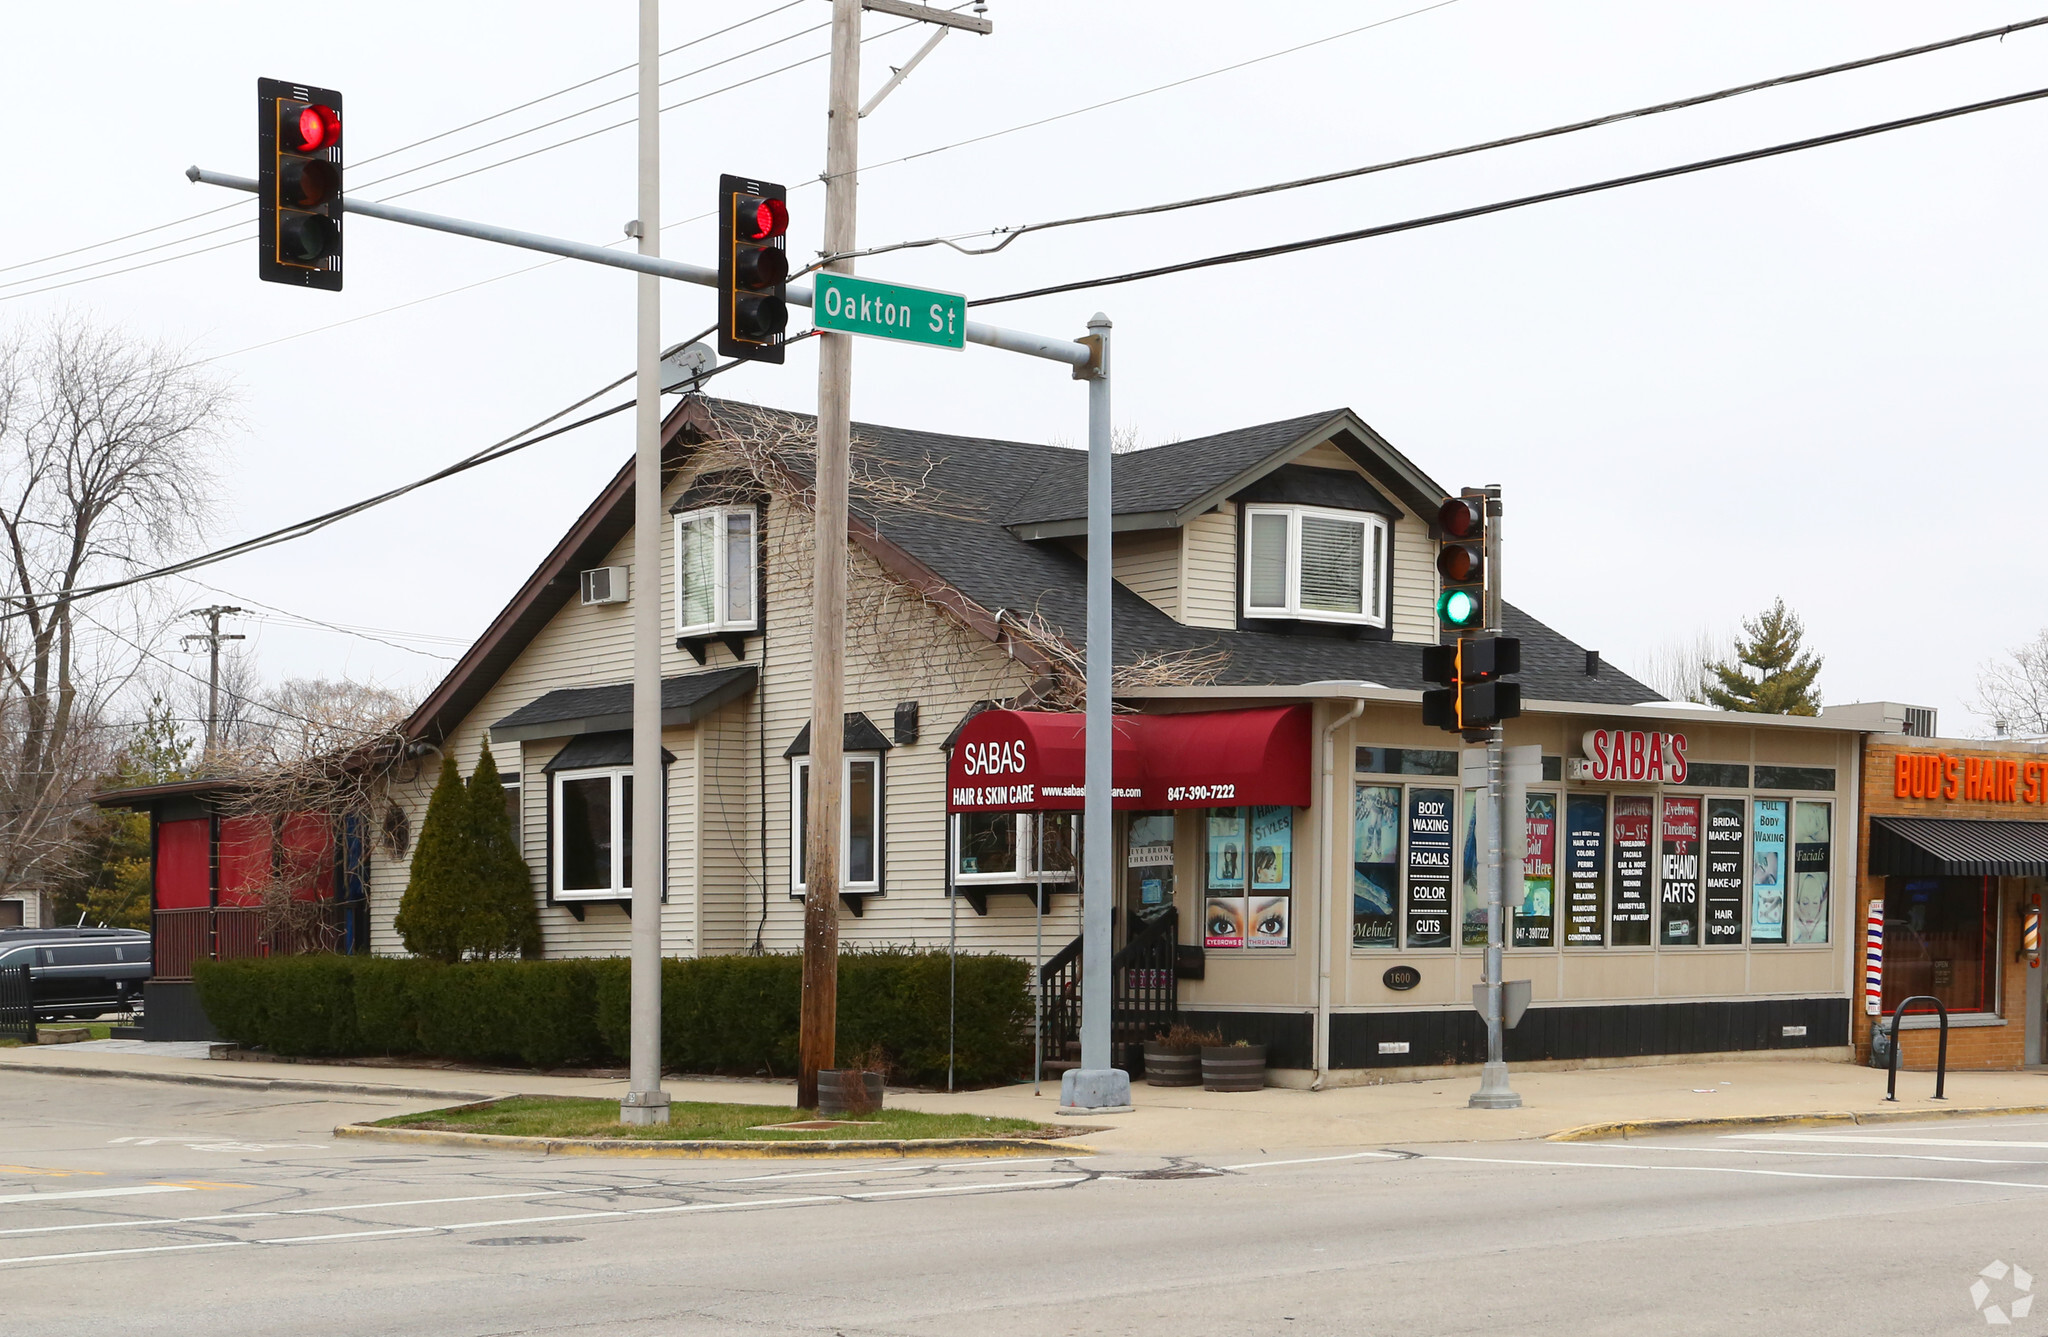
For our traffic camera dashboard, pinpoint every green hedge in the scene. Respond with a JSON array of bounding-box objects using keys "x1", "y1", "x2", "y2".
[{"x1": 192, "y1": 950, "x2": 1030, "y2": 1086}]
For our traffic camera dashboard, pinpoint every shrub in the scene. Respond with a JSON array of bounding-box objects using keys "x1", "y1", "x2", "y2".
[
  {"x1": 466, "y1": 744, "x2": 541, "y2": 960},
  {"x1": 194, "y1": 949, "x2": 1030, "y2": 1085},
  {"x1": 391, "y1": 756, "x2": 477, "y2": 964}
]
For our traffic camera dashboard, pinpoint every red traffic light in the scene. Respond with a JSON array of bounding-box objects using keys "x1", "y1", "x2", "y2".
[
  {"x1": 289, "y1": 103, "x2": 342, "y2": 153},
  {"x1": 1437, "y1": 496, "x2": 1483, "y2": 539},
  {"x1": 739, "y1": 195, "x2": 788, "y2": 242}
]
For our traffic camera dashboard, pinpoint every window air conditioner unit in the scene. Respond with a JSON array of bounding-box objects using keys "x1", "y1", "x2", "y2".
[{"x1": 580, "y1": 566, "x2": 629, "y2": 606}]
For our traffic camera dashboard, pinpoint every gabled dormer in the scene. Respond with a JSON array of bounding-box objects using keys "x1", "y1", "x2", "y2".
[{"x1": 1002, "y1": 409, "x2": 1447, "y2": 645}]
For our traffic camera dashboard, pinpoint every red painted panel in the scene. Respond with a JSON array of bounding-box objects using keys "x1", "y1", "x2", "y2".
[
  {"x1": 218, "y1": 816, "x2": 272, "y2": 908},
  {"x1": 154, "y1": 818, "x2": 211, "y2": 911},
  {"x1": 279, "y1": 813, "x2": 334, "y2": 901}
]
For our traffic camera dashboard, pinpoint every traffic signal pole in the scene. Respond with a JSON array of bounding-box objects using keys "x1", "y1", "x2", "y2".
[
  {"x1": 1470, "y1": 488, "x2": 1520, "y2": 1110},
  {"x1": 620, "y1": 0, "x2": 669, "y2": 1128}
]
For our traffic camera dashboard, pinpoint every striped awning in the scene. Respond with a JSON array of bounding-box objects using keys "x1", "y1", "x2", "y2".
[{"x1": 1868, "y1": 816, "x2": 2048, "y2": 878}]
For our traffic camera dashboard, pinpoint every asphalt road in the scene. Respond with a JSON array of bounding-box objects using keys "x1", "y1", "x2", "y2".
[{"x1": 2, "y1": 1071, "x2": 2045, "y2": 1336}]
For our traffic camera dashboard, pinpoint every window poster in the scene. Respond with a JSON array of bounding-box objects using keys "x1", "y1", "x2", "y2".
[
  {"x1": 1703, "y1": 797, "x2": 1745, "y2": 945},
  {"x1": 1791, "y1": 801, "x2": 1832, "y2": 945},
  {"x1": 1405, "y1": 787, "x2": 1454, "y2": 948},
  {"x1": 1250, "y1": 806, "x2": 1293, "y2": 891},
  {"x1": 1126, "y1": 812, "x2": 1175, "y2": 910},
  {"x1": 1610, "y1": 795, "x2": 1654, "y2": 946},
  {"x1": 1461, "y1": 788, "x2": 1486, "y2": 947},
  {"x1": 1247, "y1": 894, "x2": 1290, "y2": 949},
  {"x1": 1204, "y1": 896, "x2": 1244, "y2": 949},
  {"x1": 1207, "y1": 809, "x2": 1246, "y2": 890},
  {"x1": 1658, "y1": 796, "x2": 1701, "y2": 946},
  {"x1": 1516, "y1": 792, "x2": 1557, "y2": 947},
  {"x1": 1564, "y1": 793, "x2": 1607, "y2": 947},
  {"x1": 1751, "y1": 799, "x2": 1788, "y2": 944},
  {"x1": 1352, "y1": 784, "x2": 1400, "y2": 948}
]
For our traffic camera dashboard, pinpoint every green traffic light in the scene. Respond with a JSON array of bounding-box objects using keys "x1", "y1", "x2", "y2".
[{"x1": 1437, "y1": 588, "x2": 1481, "y2": 628}]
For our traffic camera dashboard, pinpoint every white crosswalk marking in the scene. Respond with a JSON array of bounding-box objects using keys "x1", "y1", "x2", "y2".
[{"x1": 0, "y1": 1186, "x2": 193, "y2": 1206}]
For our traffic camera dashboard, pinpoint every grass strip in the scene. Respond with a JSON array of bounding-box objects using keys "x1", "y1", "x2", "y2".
[{"x1": 372, "y1": 1095, "x2": 1068, "y2": 1142}]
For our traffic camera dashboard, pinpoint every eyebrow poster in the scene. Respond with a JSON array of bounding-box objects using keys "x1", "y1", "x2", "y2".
[
  {"x1": 1658, "y1": 796, "x2": 1701, "y2": 946},
  {"x1": 1461, "y1": 789, "x2": 1486, "y2": 947}
]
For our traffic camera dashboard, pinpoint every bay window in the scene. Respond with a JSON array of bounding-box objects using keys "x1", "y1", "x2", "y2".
[
  {"x1": 792, "y1": 753, "x2": 884, "y2": 895},
  {"x1": 1243, "y1": 504, "x2": 1384, "y2": 625},
  {"x1": 675, "y1": 505, "x2": 758, "y2": 636},
  {"x1": 952, "y1": 811, "x2": 1078, "y2": 884},
  {"x1": 553, "y1": 767, "x2": 635, "y2": 900}
]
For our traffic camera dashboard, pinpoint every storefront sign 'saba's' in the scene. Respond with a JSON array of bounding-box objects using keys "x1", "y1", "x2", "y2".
[
  {"x1": 1578, "y1": 729, "x2": 1689, "y2": 784},
  {"x1": 1892, "y1": 749, "x2": 2048, "y2": 805}
]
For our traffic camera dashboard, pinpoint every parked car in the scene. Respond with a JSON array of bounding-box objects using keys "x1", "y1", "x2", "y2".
[{"x1": 0, "y1": 927, "x2": 150, "y2": 1021}]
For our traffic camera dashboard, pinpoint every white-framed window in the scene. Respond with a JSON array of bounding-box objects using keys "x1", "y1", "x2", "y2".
[
  {"x1": 674, "y1": 505, "x2": 758, "y2": 636},
  {"x1": 792, "y1": 753, "x2": 884, "y2": 895},
  {"x1": 552, "y1": 767, "x2": 636, "y2": 900},
  {"x1": 1242, "y1": 504, "x2": 1385, "y2": 625},
  {"x1": 952, "y1": 811, "x2": 1079, "y2": 884}
]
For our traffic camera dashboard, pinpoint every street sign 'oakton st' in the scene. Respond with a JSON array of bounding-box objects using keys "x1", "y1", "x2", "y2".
[{"x1": 812, "y1": 272, "x2": 966, "y2": 350}]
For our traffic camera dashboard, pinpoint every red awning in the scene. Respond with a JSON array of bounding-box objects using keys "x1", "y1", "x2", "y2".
[{"x1": 946, "y1": 704, "x2": 1311, "y2": 812}]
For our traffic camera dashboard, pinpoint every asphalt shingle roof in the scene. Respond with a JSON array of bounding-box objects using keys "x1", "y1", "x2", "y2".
[
  {"x1": 1002, "y1": 409, "x2": 1344, "y2": 526},
  {"x1": 695, "y1": 398, "x2": 1660, "y2": 706}
]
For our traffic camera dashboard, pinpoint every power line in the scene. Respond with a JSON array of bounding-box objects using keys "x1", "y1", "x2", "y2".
[
  {"x1": 0, "y1": 326, "x2": 764, "y2": 620},
  {"x1": 367, "y1": 9, "x2": 947, "y2": 206},
  {"x1": 832, "y1": 0, "x2": 1467, "y2": 188},
  {"x1": 971, "y1": 82, "x2": 2048, "y2": 308},
  {"x1": 0, "y1": 0, "x2": 810, "y2": 285},
  {"x1": 847, "y1": 13, "x2": 2048, "y2": 265}
]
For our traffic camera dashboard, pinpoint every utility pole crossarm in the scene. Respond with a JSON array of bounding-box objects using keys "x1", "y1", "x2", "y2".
[{"x1": 860, "y1": 0, "x2": 991, "y2": 34}]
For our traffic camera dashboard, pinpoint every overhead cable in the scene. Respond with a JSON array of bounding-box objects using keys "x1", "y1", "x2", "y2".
[
  {"x1": 846, "y1": 13, "x2": 2048, "y2": 265},
  {"x1": 971, "y1": 83, "x2": 2048, "y2": 308}
]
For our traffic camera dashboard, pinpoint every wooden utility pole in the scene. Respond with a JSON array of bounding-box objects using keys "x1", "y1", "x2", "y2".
[
  {"x1": 181, "y1": 605, "x2": 245, "y2": 763},
  {"x1": 799, "y1": 0, "x2": 862, "y2": 1110}
]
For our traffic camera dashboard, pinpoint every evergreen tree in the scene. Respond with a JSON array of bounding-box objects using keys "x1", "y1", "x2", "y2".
[
  {"x1": 392, "y1": 755, "x2": 478, "y2": 964},
  {"x1": 1705, "y1": 598, "x2": 1823, "y2": 716},
  {"x1": 466, "y1": 743, "x2": 541, "y2": 959}
]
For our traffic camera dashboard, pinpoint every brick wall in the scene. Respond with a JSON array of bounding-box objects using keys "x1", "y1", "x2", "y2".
[{"x1": 1855, "y1": 739, "x2": 2043, "y2": 1071}]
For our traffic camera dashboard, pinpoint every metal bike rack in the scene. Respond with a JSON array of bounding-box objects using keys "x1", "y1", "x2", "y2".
[{"x1": 1883, "y1": 994, "x2": 1949, "y2": 1102}]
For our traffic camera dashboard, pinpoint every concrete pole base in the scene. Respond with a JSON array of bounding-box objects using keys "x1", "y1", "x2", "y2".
[
  {"x1": 1057, "y1": 1068, "x2": 1133, "y2": 1115},
  {"x1": 1467, "y1": 1061, "x2": 1523, "y2": 1109},
  {"x1": 619, "y1": 1091, "x2": 672, "y2": 1125}
]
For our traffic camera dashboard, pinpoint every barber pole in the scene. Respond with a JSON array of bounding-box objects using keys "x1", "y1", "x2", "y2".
[{"x1": 1864, "y1": 900, "x2": 1884, "y2": 1016}]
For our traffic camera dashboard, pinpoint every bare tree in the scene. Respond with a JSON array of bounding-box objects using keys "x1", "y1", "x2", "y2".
[
  {"x1": 1975, "y1": 629, "x2": 2048, "y2": 737},
  {"x1": 1635, "y1": 627, "x2": 1734, "y2": 705},
  {"x1": 210, "y1": 675, "x2": 415, "y2": 950},
  {"x1": 0, "y1": 317, "x2": 228, "y2": 921}
]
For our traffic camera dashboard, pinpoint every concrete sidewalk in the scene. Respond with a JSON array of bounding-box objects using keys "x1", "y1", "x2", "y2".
[{"x1": 5, "y1": 1041, "x2": 2043, "y2": 1153}]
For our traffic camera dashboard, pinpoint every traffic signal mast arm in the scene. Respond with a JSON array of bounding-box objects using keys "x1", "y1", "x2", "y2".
[{"x1": 185, "y1": 166, "x2": 1089, "y2": 369}]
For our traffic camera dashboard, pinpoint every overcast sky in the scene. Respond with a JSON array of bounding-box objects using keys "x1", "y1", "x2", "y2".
[{"x1": 3, "y1": 0, "x2": 2043, "y2": 734}]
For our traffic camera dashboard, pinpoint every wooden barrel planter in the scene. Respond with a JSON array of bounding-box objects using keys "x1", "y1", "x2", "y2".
[
  {"x1": 1201, "y1": 1044, "x2": 1267, "y2": 1092},
  {"x1": 1142, "y1": 1042, "x2": 1201, "y2": 1087},
  {"x1": 816, "y1": 1069, "x2": 886, "y2": 1116}
]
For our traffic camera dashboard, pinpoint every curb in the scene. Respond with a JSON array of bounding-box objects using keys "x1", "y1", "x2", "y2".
[
  {"x1": 335, "y1": 1122, "x2": 1096, "y2": 1159},
  {"x1": 0, "y1": 1060, "x2": 493, "y2": 1104},
  {"x1": 1548, "y1": 1103, "x2": 2048, "y2": 1142}
]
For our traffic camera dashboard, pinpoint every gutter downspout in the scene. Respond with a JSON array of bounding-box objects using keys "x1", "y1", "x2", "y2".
[{"x1": 1314, "y1": 696, "x2": 1365, "y2": 1090}]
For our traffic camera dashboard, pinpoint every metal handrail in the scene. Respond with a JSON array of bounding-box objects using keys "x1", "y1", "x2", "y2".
[{"x1": 1884, "y1": 994, "x2": 1949, "y2": 1102}]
